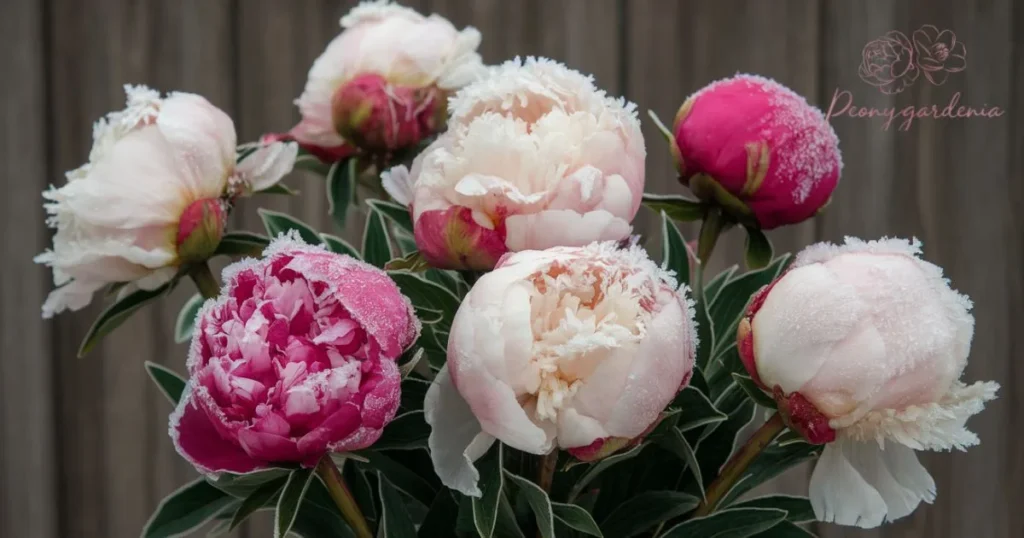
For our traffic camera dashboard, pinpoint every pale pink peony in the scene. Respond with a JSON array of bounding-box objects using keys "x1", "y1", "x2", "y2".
[
  {"x1": 35, "y1": 85, "x2": 296, "y2": 318},
  {"x1": 672, "y1": 74, "x2": 842, "y2": 230},
  {"x1": 282, "y1": 0, "x2": 485, "y2": 158},
  {"x1": 737, "y1": 237, "x2": 998, "y2": 528},
  {"x1": 170, "y1": 234, "x2": 420, "y2": 474},
  {"x1": 383, "y1": 57, "x2": 646, "y2": 270},
  {"x1": 425, "y1": 241, "x2": 696, "y2": 496}
]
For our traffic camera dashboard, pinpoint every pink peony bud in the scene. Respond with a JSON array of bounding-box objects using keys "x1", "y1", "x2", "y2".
[
  {"x1": 176, "y1": 198, "x2": 227, "y2": 263},
  {"x1": 738, "y1": 237, "x2": 998, "y2": 528},
  {"x1": 170, "y1": 233, "x2": 420, "y2": 474},
  {"x1": 672, "y1": 74, "x2": 842, "y2": 229},
  {"x1": 383, "y1": 57, "x2": 646, "y2": 271},
  {"x1": 424, "y1": 241, "x2": 696, "y2": 496},
  {"x1": 331, "y1": 73, "x2": 444, "y2": 153}
]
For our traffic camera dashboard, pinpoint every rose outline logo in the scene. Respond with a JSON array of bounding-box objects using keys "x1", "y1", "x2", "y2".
[{"x1": 859, "y1": 25, "x2": 966, "y2": 93}]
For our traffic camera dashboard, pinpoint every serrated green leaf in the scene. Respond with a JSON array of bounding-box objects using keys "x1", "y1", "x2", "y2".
[
  {"x1": 418, "y1": 489, "x2": 459, "y2": 538},
  {"x1": 734, "y1": 495, "x2": 816, "y2": 524},
  {"x1": 358, "y1": 451, "x2": 437, "y2": 506},
  {"x1": 374, "y1": 411, "x2": 430, "y2": 451},
  {"x1": 327, "y1": 158, "x2": 357, "y2": 231},
  {"x1": 566, "y1": 442, "x2": 646, "y2": 501},
  {"x1": 214, "y1": 231, "x2": 271, "y2": 258},
  {"x1": 472, "y1": 444, "x2": 504, "y2": 538},
  {"x1": 144, "y1": 361, "x2": 187, "y2": 406},
  {"x1": 362, "y1": 210, "x2": 393, "y2": 268},
  {"x1": 661, "y1": 211, "x2": 691, "y2": 287},
  {"x1": 228, "y1": 476, "x2": 286, "y2": 531},
  {"x1": 660, "y1": 507, "x2": 788, "y2": 538},
  {"x1": 744, "y1": 226, "x2": 773, "y2": 270},
  {"x1": 174, "y1": 293, "x2": 205, "y2": 343},
  {"x1": 258, "y1": 209, "x2": 323, "y2": 246},
  {"x1": 672, "y1": 386, "x2": 729, "y2": 432},
  {"x1": 504, "y1": 471, "x2": 555, "y2": 538},
  {"x1": 274, "y1": 468, "x2": 316, "y2": 538},
  {"x1": 320, "y1": 233, "x2": 361, "y2": 259},
  {"x1": 551, "y1": 502, "x2": 603, "y2": 537},
  {"x1": 656, "y1": 428, "x2": 704, "y2": 500},
  {"x1": 368, "y1": 198, "x2": 414, "y2": 233},
  {"x1": 733, "y1": 373, "x2": 776, "y2": 409},
  {"x1": 142, "y1": 477, "x2": 234, "y2": 538},
  {"x1": 79, "y1": 279, "x2": 175, "y2": 357},
  {"x1": 599, "y1": 491, "x2": 699, "y2": 538},
  {"x1": 645, "y1": 193, "x2": 705, "y2": 222},
  {"x1": 378, "y1": 472, "x2": 419, "y2": 537}
]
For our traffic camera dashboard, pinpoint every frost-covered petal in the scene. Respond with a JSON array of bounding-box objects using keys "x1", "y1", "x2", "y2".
[
  {"x1": 505, "y1": 209, "x2": 631, "y2": 252},
  {"x1": 425, "y1": 366, "x2": 496, "y2": 497},
  {"x1": 157, "y1": 92, "x2": 237, "y2": 199},
  {"x1": 170, "y1": 387, "x2": 264, "y2": 475},
  {"x1": 235, "y1": 141, "x2": 298, "y2": 192}
]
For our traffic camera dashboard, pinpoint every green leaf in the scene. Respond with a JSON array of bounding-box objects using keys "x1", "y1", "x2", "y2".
[
  {"x1": 374, "y1": 411, "x2": 430, "y2": 451},
  {"x1": 144, "y1": 361, "x2": 187, "y2": 406},
  {"x1": 258, "y1": 208, "x2": 323, "y2": 246},
  {"x1": 655, "y1": 428, "x2": 704, "y2": 500},
  {"x1": 661, "y1": 211, "x2": 691, "y2": 287},
  {"x1": 744, "y1": 226, "x2": 773, "y2": 270},
  {"x1": 142, "y1": 477, "x2": 235, "y2": 538},
  {"x1": 496, "y1": 492, "x2": 526, "y2": 538},
  {"x1": 411, "y1": 305, "x2": 444, "y2": 325},
  {"x1": 704, "y1": 265, "x2": 738, "y2": 304},
  {"x1": 720, "y1": 442, "x2": 820, "y2": 507},
  {"x1": 344, "y1": 462, "x2": 377, "y2": 524},
  {"x1": 732, "y1": 373, "x2": 776, "y2": 409},
  {"x1": 327, "y1": 157, "x2": 357, "y2": 231},
  {"x1": 671, "y1": 386, "x2": 728, "y2": 432},
  {"x1": 708, "y1": 255, "x2": 791, "y2": 358},
  {"x1": 694, "y1": 290, "x2": 715, "y2": 370},
  {"x1": 214, "y1": 231, "x2": 271, "y2": 258},
  {"x1": 660, "y1": 507, "x2": 788, "y2": 538},
  {"x1": 362, "y1": 210, "x2": 393, "y2": 268},
  {"x1": 472, "y1": 443, "x2": 504, "y2": 538},
  {"x1": 210, "y1": 468, "x2": 292, "y2": 498},
  {"x1": 387, "y1": 271, "x2": 461, "y2": 332},
  {"x1": 174, "y1": 293, "x2": 205, "y2": 343},
  {"x1": 78, "y1": 279, "x2": 175, "y2": 357},
  {"x1": 599, "y1": 491, "x2": 699, "y2": 538},
  {"x1": 274, "y1": 468, "x2": 316, "y2": 538},
  {"x1": 504, "y1": 471, "x2": 555, "y2": 538},
  {"x1": 734, "y1": 495, "x2": 815, "y2": 524},
  {"x1": 751, "y1": 521, "x2": 817, "y2": 537},
  {"x1": 646, "y1": 110, "x2": 676, "y2": 145},
  {"x1": 644, "y1": 193, "x2": 704, "y2": 222},
  {"x1": 378, "y1": 473, "x2": 419, "y2": 537},
  {"x1": 385, "y1": 250, "x2": 430, "y2": 272},
  {"x1": 228, "y1": 476, "x2": 286, "y2": 531},
  {"x1": 551, "y1": 502, "x2": 603, "y2": 537},
  {"x1": 291, "y1": 478, "x2": 357, "y2": 538},
  {"x1": 399, "y1": 348, "x2": 425, "y2": 379},
  {"x1": 206, "y1": 518, "x2": 231, "y2": 537},
  {"x1": 694, "y1": 401, "x2": 756, "y2": 493},
  {"x1": 418, "y1": 489, "x2": 459, "y2": 538},
  {"x1": 320, "y1": 233, "x2": 361, "y2": 259},
  {"x1": 368, "y1": 198, "x2": 414, "y2": 233},
  {"x1": 358, "y1": 451, "x2": 437, "y2": 506},
  {"x1": 256, "y1": 182, "x2": 299, "y2": 196},
  {"x1": 566, "y1": 442, "x2": 646, "y2": 501}
]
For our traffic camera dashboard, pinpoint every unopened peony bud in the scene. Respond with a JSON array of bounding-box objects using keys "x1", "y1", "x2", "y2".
[
  {"x1": 424, "y1": 241, "x2": 696, "y2": 496},
  {"x1": 738, "y1": 237, "x2": 998, "y2": 528},
  {"x1": 383, "y1": 57, "x2": 646, "y2": 271},
  {"x1": 176, "y1": 198, "x2": 227, "y2": 263},
  {"x1": 170, "y1": 233, "x2": 420, "y2": 474},
  {"x1": 672, "y1": 74, "x2": 842, "y2": 229},
  {"x1": 331, "y1": 73, "x2": 444, "y2": 153}
]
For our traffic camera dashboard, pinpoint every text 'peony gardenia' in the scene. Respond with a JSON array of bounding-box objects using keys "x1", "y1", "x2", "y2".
[
  {"x1": 737, "y1": 237, "x2": 998, "y2": 528},
  {"x1": 281, "y1": 0, "x2": 485, "y2": 159},
  {"x1": 170, "y1": 233, "x2": 420, "y2": 474},
  {"x1": 36, "y1": 85, "x2": 296, "y2": 318},
  {"x1": 384, "y1": 57, "x2": 647, "y2": 270},
  {"x1": 672, "y1": 74, "x2": 842, "y2": 229},
  {"x1": 425, "y1": 241, "x2": 696, "y2": 496}
]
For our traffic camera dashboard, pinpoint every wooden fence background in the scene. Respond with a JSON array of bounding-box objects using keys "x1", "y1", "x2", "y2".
[{"x1": 1, "y1": 0, "x2": 1020, "y2": 536}]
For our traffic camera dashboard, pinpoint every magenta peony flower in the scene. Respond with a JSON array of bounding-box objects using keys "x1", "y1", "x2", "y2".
[
  {"x1": 672, "y1": 74, "x2": 842, "y2": 230},
  {"x1": 170, "y1": 234, "x2": 420, "y2": 474}
]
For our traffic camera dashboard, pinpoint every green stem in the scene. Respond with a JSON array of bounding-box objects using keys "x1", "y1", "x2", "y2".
[
  {"x1": 692, "y1": 413, "x2": 785, "y2": 517},
  {"x1": 536, "y1": 451, "x2": 559, "y2": 538},
  {"x1": 316, "y1": 457, "x2": 374, "y2": 538},
  {"x1": 188, "y1": 262, "x2": 220, "y2": 300}
]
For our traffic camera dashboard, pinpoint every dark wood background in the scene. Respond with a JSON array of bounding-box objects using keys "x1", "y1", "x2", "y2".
[{"x1": 2, "y1": 1, "x2": 1020, "y2": 536}]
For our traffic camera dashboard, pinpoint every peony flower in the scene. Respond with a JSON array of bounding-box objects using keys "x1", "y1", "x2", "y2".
[
  {"x1": 736, "y1": 237, "x2": 998, "y2": 528},
  {"x1": 283, "y1": 0, "x2": 485, "y2": 158},
  {"x1": 424, "y1": 241, "x2": 696, "y2": 496},
  {"x1": 170, "y1": 233, "x2": 420, "y2": 474},
  {"x1": 672, "y1": 74, "x2": 842, "y2": 230},
  {"x1": 383, "y1": 57, "x2": 646, "y2": 270},
  {"x1": 35, "y1": 85, "x2": 296, "y2": 318},
  {"x1": 858, "y1": 31, "x2": 919, "y2": 94}
]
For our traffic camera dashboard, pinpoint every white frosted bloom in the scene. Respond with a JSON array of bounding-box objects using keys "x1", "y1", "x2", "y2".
[{"x1": 36, "y1": 85, "x2": 296, "y2": 318}]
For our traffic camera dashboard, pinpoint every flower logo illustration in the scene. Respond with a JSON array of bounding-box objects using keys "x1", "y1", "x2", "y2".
[{"x1": 859, "y1": 26, "x2": 966, "y2": 93}]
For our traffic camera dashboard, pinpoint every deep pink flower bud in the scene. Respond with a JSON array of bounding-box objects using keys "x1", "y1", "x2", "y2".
[
  {"x1": 331, "y1": 73, "x2": 444, "y2": 153},
  {"x1": 170, "y1": 234, "x2": 420, "y2": 474},
  {"x1": 176, "y1": 198, "x2": 227, "y2": 264},
  {"x1": 672, "y1": 74, "x2": 842, "y2": 229}
]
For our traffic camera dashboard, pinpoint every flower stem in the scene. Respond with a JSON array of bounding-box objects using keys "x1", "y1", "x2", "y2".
[
  {"x1": 188, "y1": 262, "x2": 220, "y2": 300},
  {"x1": 316, "y1": 457, "x2": 374, "y2": 538},
  {"x1": 692, "y1": 412, "x2": 785, "y2": 517},
  {"x1": 537, "y1": 450, "x2": 558, "y2": 495}
]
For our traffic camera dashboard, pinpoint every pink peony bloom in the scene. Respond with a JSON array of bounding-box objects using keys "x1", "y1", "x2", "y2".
[
  {"x1": 383, "y1": 57, "x2": 646, "y2": 270},
  {"x1": 672, "y1": 74, "x2": 842, "y2": 230},
  {"x1": 424, "y1": 241, "x2": 696, "y2": 496},
  {"x1": 737, "y1": 237, "x2": 998, "y2": 528},
  {"x1": 170, "y1": 233, "x2": 420, "y2": 474}
]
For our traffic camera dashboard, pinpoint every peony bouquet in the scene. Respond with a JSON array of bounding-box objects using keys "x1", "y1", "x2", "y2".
[{"x1": 37, "y1": 2, "x2": 997, "y2": 537}]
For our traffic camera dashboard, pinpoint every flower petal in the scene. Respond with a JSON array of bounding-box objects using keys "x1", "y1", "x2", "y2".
[
  {"x1": 504, "y1": 209, "x2": 631, "y2": 252},
  {"x1": 169, "y1": 386, "x2": 264, "y2": 475},
  {"x1": 236, "y1": 141, "x2": 298, "y2": 192},
  {"x1": 424, "y1": 366, "x2": 496, "y2": 497},
  {"x1": 158, "y1": 92, "x2": 237, "y2": 199},
  {"x1": 809, "y1": 440, "x2": 888, "y2": 528}
]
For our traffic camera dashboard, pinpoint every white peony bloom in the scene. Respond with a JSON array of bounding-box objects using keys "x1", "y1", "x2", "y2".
[
  {"x1": 36, "y1": 85, "x2": 296, "y2": 318},
  {"x1": 737, "y1": 236, "x2": 999, "y2": 528},
  {"x1": 383, "y1": 57, "x2": 647, "y2": 271},
  {"x1": 425, "y1": 241, "x2": 697, "y2": 496}
]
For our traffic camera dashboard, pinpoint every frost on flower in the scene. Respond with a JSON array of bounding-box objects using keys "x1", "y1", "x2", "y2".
[
  {"x1": 738, "y1": 236, "x2": 998, "y2": 528},
  {"x1": 35, "y1": 85, "x2": 296, "y2": 318},
  {"x1": 385, "y1": 57, "x2": 647, "y2": 271},
  {"x1": 424, "y1": 241, "x2": 696, "y2": 496}
]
